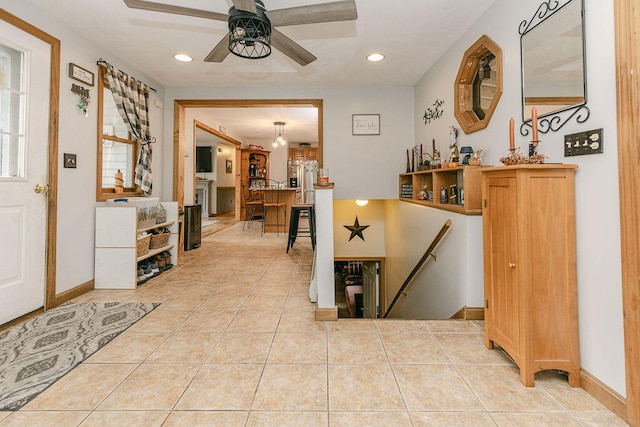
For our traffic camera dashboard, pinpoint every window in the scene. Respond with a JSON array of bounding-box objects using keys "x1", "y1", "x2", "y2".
[
  {"x1": 96, "y1": 65, "x2": 141, "y2": 200},
  {"x1": 0, "y1": 43, "x2": 26, "y2": 179}
]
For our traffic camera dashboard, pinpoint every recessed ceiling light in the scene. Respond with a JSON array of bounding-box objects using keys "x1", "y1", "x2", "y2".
[
  {"x1": 366, "y1": 53, "x2": 385, "y2": 62},
  {"x1": 174, "y1": 54, "x2": 193, "y2": 62}
]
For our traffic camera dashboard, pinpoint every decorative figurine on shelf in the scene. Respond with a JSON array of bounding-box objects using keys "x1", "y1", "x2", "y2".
[
  {"x1": 406, "y1": 149, "x2": 411, "y2": 173},
  {"x1": 430, "y1": 149, "x2": 442, "y2": 169},
  {"x1": 460, "y1": 146, "x2": 473, "y2": 165},
  {"x1": 440, "y1": 186, "x2": 448, "y2": 204},
  {"x1": 468, "y1": 146, "x2": 485, "y2": 166},
  {"x1": 449, "y1": 126, "x2": 459, "y2": 163}
]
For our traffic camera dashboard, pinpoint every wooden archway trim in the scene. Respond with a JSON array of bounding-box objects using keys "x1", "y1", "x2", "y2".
[
  {"x1": 173, "y1": 99, "x2": 324, "y2": 216},
  {"x1": 193, "y1": 120, "x2": 242, "y2": 221},
  {"x1": 614, "y1": 0, "x2": 640, "y2": 424}
]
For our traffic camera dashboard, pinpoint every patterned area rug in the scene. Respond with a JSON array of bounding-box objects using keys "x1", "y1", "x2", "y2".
[{"x1": 0, "y1": 302, "x2": 159, "y2": 411}]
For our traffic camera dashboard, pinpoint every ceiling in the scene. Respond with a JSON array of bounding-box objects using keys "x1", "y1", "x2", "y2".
[
  {"x1": 196, "y1": 107, "x2": 319, "y2": 145},
  {"x1": 22, "y1": 0, "x2": 496, "y2": 143},
  {"x1": 27, "y1": 0, "x2": 496, "y2": 88}
]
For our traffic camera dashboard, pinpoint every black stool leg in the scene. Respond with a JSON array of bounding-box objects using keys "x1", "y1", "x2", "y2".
[{"x1": 286, "y1": 207, "x2": 300, "y2": 253}]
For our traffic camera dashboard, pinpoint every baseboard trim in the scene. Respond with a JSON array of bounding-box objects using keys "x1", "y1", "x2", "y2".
[
  {"x1": 316, "y1": 306, "x2": 338, "y2": 321},
  {"x1": 581, "y1": 368, "x2": 627, "y2": 422},
  {"x1": 450, "y1": 306, "x2": 485, "y2": 320},
  {"x1": 0, "y1": 307, "x2": 44, "y2": 332},
  {"x1": 53, "y1": 280, "x2": 95, "y2": 307}
]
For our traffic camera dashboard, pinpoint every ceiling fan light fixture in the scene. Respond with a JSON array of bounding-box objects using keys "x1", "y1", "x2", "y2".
[
  {"x1": 173, "y1": 53, "x2": 193, "y2": 62},
  {"x1": 367, "y1": 53, "x2": 385, "y2": 62},
  {"x1": 228, "y1": 0, "x2": 272, "y2": 59}
]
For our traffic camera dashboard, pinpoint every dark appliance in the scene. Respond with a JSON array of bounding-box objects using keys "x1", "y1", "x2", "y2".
[{"x1": 183, "y1": 204, "x2": 201, "y2": 251}]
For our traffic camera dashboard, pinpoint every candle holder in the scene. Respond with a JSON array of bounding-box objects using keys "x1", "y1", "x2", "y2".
[
  {"x1": 528, "y1": 140, "x2": 546, "y2": 164},
  {"x1": 500, "y1": 147, "x2": 528, "y2": 165}
]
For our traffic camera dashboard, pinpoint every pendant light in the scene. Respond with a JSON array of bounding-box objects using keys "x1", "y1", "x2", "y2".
[{"x1": 272, "y1": 121, "x2": 287, "y2": 148}]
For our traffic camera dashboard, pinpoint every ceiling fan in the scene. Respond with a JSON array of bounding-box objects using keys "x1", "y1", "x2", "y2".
[{"x1": 123, "y1": 0, "x2": 358, "y2": 66}]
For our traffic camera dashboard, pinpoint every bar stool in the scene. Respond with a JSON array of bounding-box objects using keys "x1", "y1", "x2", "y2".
[
  {"x1": 241, "y1": 180, "x2": 263, "y2": 231},
  {"x1": 286, "y1": 203, "x2": 316, "y2": 253}
]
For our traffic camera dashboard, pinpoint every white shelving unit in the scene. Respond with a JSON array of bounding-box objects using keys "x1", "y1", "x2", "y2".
[{"x1": 95, "y1": 201, "x2": 179, "y2": 289}]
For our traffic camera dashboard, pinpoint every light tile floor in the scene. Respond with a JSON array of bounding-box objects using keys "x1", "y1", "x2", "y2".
[{"x1": 0, "y1": 222, "x2": 629, "y2": 426}]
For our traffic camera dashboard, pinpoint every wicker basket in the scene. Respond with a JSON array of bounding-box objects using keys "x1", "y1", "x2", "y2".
[
  {"x1": 136, "y1": 234, "x2": 151, "y2": 257},
  {"x1": 155, "y1": 205, "x2": 167, "y2": 224},
  {"x1": 149, "y1": 232, "x2": 170, "y2": 249},
  {"x1": 137, "y1": 206, "x2": 157, "y2": 229}
]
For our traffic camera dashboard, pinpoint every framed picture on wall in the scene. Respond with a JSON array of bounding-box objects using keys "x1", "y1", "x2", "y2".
[
  {"x1": 226, "y1": 159, "x2": 232, "y2": 174},
  {"x1": 352, "y1": 114, "x2": 380, "y2": 135}
]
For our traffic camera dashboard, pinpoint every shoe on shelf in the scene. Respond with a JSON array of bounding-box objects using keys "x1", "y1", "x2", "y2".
[
  {"x1": 149, "y1": 261, "x2": 160, "y2": 275},
  {"x1": 157, "y1": 255, "x2": 166, "y2": 270}
]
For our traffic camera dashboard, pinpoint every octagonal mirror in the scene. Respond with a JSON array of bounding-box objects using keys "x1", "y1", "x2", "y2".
[{"x1": 454, "y1": 34, "x2": 503, "y2": 134}]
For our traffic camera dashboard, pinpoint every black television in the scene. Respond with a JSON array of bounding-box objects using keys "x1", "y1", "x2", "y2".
[{"x1": 195, "y1": 146, "x2": 213, "y2": 172}]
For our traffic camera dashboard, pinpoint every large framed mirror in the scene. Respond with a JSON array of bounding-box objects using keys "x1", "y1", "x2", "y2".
[
  {"x1": 454, "y1": 34, "x2": 503, "y2": 134},
  {"x1": 520, "y1": 0, "x2": 588, "y2": 135}
]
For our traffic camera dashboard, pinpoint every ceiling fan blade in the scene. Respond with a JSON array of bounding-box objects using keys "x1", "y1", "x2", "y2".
[
  {"x1": 271, "y1": 29, "x2": 317, "y2": 66},
  {"x1": 204, "y1": 34, "x2": 231, "y2": 62},
  {"x1": 267, "y1": 0, "x2": 357, "y2": 27},
  {"x1": 232, "y1": 0, "x2": 257, "y2": 14},
  {"x1": 123, "y1": 0, "x2": 227, "y2": 21}
]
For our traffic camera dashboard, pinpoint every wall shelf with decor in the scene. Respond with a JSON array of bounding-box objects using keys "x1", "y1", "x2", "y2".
[{"x1": 398, "y1": 166, "x2": 483, "y2": 215}]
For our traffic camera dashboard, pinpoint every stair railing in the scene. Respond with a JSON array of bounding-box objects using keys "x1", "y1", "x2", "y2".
[{"x1": 383, "y1": 219, "x2": 452, "y2": 318}]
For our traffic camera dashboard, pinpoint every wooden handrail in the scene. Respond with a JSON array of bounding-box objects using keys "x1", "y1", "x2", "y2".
[{"x1": 383, "y1": 219, "x2": 452, "y2": 318}]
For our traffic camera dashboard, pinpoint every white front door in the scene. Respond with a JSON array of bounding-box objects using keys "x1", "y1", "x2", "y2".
[{"x1": 0, "y1": 19, "x2": 51, "y2": 325}]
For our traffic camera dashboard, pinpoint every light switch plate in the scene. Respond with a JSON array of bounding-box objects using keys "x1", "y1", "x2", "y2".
[{"x1": 564, "y1": 129, "x2": 604, "y2": 157}]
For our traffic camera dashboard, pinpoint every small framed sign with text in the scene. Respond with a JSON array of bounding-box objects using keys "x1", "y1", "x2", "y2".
[
  {"x1": 68, "y1": 63, "x2": 94, "y2": 86},
  {"x1": 352, "y1": 114, "x2": 380, "y2": 135}
]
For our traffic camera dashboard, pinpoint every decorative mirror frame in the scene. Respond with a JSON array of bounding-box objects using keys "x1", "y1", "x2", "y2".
[
  {"x1": 519, "y1": 0, "x2": 589, "y2": 136},
  {"x1": 454, "y1": 34, "x2": 503, "y2": 134}
]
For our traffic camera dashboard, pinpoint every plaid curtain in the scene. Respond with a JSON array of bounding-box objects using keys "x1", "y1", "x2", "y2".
[{"x1": 105, "y1": 64, "x2": 153, "y2": 195}]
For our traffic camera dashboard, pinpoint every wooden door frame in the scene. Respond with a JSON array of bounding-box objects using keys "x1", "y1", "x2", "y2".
[
  {"x1": 334, "y1": 257, "x2": 386, "y2": 317},
  {"x1": 192, "y1": 120, "x2": 242, "y2": 218},
  {"x1": 173, "y1": 99, "x2": 324, "y2": 214},
  {"x1": 0, "y1": 9, "x2": 60, "y2": 311},
  {"x1": 614, "y1": 1, "x2": 640, "y2": 424}
]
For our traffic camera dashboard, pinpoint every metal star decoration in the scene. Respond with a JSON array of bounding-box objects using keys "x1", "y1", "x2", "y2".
[{"x1": 344, "y1": 216, "x2": 370, "y2": 241}]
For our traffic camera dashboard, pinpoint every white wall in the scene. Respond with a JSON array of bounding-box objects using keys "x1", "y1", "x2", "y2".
[
  {"x1": 0, "y1": 1, "x2": 166, "y2": 295},
  {"x1": 333, "y1": 200, "x2": 386, "y2": 258},
  {"x1": 162, "y1": 86, "x2": 414, "y2": 202},
  {"x1": 414, "y1": 0, "x2": 625, "y2": 396},
  {"x1": 383, "y1": 201, "x2": 484, "y2": 318}
]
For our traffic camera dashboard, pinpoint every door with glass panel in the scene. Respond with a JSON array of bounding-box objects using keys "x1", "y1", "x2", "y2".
[{"x1": 0, "y1": 20, "x2": 51, "y2": 324}]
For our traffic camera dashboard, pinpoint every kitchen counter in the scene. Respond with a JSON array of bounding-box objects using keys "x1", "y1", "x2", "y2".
[{"x1": 263, "y1": 188, "x2": 302, "y2": 233}]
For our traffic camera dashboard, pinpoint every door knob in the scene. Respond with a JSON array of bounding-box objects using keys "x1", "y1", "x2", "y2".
[
  {"x1": 34, "y1": 184, "x2": 50, "y2": 194},
  {"x1": 508, "y1": 263, "x2": 516, "y2": 268}
]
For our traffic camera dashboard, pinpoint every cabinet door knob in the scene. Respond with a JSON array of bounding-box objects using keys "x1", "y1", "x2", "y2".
[{"x1": 509, "y1": 263, "x2": 516, "y2": 268}]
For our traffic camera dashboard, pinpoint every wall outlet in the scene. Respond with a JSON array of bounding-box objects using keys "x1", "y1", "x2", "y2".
[{"x1": 564, "y1": 128, "x2": 603, "y2": 157}]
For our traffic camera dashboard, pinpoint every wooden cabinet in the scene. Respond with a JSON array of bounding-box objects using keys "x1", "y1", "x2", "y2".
[
  {"x1": 95, "y1": 201, "x2": 179, "y2": 289},
  {"x1": 481, "y1": 164, "x2": 580, "y2": 387},
  {"x1": 398, "y1": 166, "x2": 482, "y2": 215},
  {"x1": 289, "y1": 147, "x2": 318, "y2": 160},
  {"x1": 240, "y1": 149, "x2": 269, "y2": 220}
]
